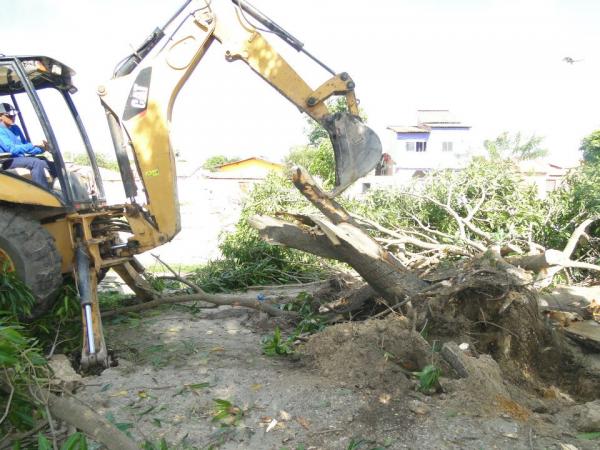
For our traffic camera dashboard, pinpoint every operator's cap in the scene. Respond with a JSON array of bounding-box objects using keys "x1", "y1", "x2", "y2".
[{"x1": 0, "y1": 103, "x2": 18, "y2": 116}]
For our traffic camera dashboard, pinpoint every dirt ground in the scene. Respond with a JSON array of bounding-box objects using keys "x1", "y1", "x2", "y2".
[
  {"x1": 78, "y1": 177, "x2": 600, "y2": 449},
  {"x1": 74, "y1": 303, "x2": 600, "y2": 449}
]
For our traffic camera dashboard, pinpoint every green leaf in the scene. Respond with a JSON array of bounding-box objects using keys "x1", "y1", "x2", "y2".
[
  {"x1": 213, "y1": 398, "x2": 232, "y2": 408},
  {"x1": 415, "y1": 364, "x2": 442, "y2": 392},
  {"x1": 115, "y1": 422, "x2": 134, "y2": 432},
  {"x1": 187, "y1": 382, "x2": 210, "y2": 390},
  {"x1": 577, "y1": 431, "x2": 600, "y2": 440},
  {"x1": 0, "y1": 351, "x2": 18, "y2": 365},
  {"x1": 60, "y1": 432, "x2": 88, "y2": 450},
  {"x1": 137, "y1": 405, "x2": 156, "y2": 417},
  {"x1": 37, "y1": 434, "x2": 52, "y2": 450}
]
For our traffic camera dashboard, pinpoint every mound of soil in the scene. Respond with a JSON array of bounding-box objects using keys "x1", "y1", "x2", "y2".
[{"x1": 301, "y1": 317, "x2": 449, "y2": 391}]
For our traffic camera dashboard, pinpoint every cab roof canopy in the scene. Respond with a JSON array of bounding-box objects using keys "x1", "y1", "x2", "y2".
[{"x1": 0, "y1": 55, "x2": 76, "y2": 95}]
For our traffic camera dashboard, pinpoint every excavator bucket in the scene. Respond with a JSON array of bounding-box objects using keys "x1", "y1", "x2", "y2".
[{"x1": 326, "y1": 112, "x2": 382, "y2": 197}]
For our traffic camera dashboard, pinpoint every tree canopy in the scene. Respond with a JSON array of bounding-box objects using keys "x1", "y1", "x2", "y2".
[
  {"x1": 580, "y1": 129, "x2": 600, "y2": 164},
  {"x1": 483, "y1": 131, "x2": 548, "y2": 161},
  {"x1": 202, "y1": 155, "x2": 239, "y2": 172}
]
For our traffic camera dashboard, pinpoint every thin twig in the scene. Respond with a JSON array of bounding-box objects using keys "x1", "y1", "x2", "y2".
[
  {"x1": 0, "y1": 370, "x2": 14, "y2": 424},
  {"x1": 309, "y1": 428, "x2": 344, "y2": 435},
  {"x1": 0, "y1": 420, "x2": 48, "y2": 449},
  {"x1": 377, "y1": 299, "x2": 403, "y2": 317},
  {"x1": 419, "y1": 318, "x2": 429, "y2": 335},
  {"x1": 151, "y1": 254, "x2": 203, "y2": 293},
  {"x1": 371, "y1": 297, "x2": 411, "y2": 319},
  {"x1": 157, "y1": 276, "x2": 211, "y2": 295},
  {"x1": 46, "y1": 321, "x2": 62, "y2": 359},
  {"x1": 44, "y1": 403, "x2": 58, "y2": 450},
  {"x1": 473, "y1": 321, "x2": 519, "y2": 339}
]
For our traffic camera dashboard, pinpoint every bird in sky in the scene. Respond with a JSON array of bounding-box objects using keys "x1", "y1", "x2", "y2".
[{"x1": 563, "y1": 56, "x2": 583, "y2": 64}]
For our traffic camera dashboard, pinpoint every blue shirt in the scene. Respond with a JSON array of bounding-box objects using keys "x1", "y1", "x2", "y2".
[{"x1": 0, "y1": 123, "x2": 43, "y2": 156}]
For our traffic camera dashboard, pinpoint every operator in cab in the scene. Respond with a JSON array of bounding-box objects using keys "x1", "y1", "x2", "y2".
[{"x1": 0, "y1": 102, "x2": 56, "y2": 188}]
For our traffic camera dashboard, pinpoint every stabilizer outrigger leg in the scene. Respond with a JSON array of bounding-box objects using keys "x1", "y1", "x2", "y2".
[{"x1": 75, "y1": 244, "x2": 110, "y2": 370}]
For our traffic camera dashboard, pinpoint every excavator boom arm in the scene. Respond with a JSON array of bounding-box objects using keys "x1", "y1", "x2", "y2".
[
  {"x1": 75, "y1": 0, "x2": 382, "y2": 370},
  {"x1": 99, "y1": 0, "x2": 381, "y2": 251}
]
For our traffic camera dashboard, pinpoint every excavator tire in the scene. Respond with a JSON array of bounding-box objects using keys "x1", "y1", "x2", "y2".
[{"x1": 0, "y1": 208, "x2": 62, "y2": 314}]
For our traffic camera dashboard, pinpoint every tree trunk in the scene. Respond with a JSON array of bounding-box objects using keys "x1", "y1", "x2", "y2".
[{"x1": 249, "y1": 167, "x2": 428, "y2": 304}]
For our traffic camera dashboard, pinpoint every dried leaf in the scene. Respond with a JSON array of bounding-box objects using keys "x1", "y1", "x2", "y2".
[
  {"x1": 266, "y1": 418, "x2": 278, "y2": 432},
  {"x1": 110, "y1": 390, "x2": 128, "y2": 397},
  {"x1": 296, "y1": 416, "x2": 310, "y2": 430}
]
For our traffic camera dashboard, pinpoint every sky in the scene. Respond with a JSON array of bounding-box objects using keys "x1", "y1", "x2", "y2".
[{"x1": 2, "y1": 0, "x2": 600, "y2": 167}]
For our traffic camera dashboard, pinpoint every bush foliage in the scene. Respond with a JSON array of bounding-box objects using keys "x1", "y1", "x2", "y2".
[
  {"x1": 0, "y1": 272, "x2": 84, "y2": 445},
  {"x1": 353, "y1": 157, "x2": 547, "y2": 249},
  {"x1": 188, "y1": 172, "x2": 333, "y2": 292},
  {"x1": 202, "y1": 155, "x2": 240, "y2": 172}
]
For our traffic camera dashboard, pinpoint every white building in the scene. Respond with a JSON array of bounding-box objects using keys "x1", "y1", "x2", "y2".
[{"x1": 382, "y1": 110, "x2": 473, "y2": 182}]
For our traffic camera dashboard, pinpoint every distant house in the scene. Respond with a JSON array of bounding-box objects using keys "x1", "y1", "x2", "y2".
[
  {"x1": 203, "y1": 157, "x2": 285, "y2": 193},
  {"x1": 516, "y1": 160, "x2": 573, "y2": 199},
  {"x1": 383, "y1": 110, "x2": 473, "y2": 181},
  {"x1": 210, "y1": 157, "x2": 285, "y2": 179}
]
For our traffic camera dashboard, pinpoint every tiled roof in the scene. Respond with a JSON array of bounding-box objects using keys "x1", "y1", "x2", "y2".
[{"x1": 388, "y1": 110, "x2": 470, "y2": 132}]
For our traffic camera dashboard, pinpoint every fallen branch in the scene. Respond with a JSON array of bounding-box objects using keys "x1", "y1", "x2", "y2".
[
  {"x1": 507, "y1": 249, "x2": 600, "y2": 273},
  {"x1": 352, "y1": 213, "x2": 472, "y2": 257},
  {"x1": 43, "y1": 391, "x2": 138, "y2": 450},
  {"x1": 102, "y1": 291, "x2": 298, "y2": 319},
  {"x1": 506, "y1": 218, "x2": 600, "y2": 279},
  {"x1": 0, "y1": 381, "x2": 137, "y2": 450}
]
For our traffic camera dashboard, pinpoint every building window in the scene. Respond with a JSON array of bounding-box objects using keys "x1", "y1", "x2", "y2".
[
  {"x1": 442, "y1": 141, "x2": 453, "y2": 152},
  {"x1": 406, "y1": 141, "x2": 427, "y2": 152}
]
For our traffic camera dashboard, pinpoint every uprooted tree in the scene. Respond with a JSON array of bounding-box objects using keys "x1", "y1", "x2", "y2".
[
  {"x1": 4, "y1": 126, "x2": 600, "y2": 447},
  {"x1": 244, "y1": 154, "x2": 600, "y2": 399}
]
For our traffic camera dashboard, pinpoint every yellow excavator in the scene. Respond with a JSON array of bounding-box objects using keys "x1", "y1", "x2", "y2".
[{"x1": 0, "y1": 0, "x2": 381, "y2": 369}]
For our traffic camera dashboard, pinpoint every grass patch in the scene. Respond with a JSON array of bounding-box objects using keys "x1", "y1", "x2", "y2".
[
  {"x1": 212, "y1": 399, "x2": 244, "y2": 427},
  {"x1": 262, "y1": 327, "x2": 294, "y2": 356}
]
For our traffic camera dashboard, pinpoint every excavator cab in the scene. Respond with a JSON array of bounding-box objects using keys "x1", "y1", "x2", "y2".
[
  {"x1": 0, "y1": 56, "x2": 127, "y2": 369},
  {"x1": 0, "y1": 56, "x2": 105, "y2": 209}
]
